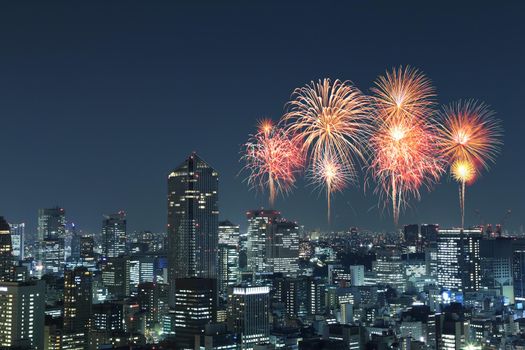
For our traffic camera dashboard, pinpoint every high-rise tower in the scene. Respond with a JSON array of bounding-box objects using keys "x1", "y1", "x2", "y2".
[
  {"x1": 0, "y1": 217, "x2": 12, "y2": 281},
  {"x1": 37, "y1": 207, "x2": 66, "y2": 240},
  {"x1": 167, "y1": 153, "x2": 219, "y2": 301},
  {"x1": 102, "y1": 211, "x2": 127, "y2": 258},
  {"x1": 246, "y1": 209, "x2": 280, "y2": 274},
  {"x1": 37, "y1": 207, "x2": 66, "y2": 275},
  {"x1": 64, "y1": 267, "x2": 93, "y2": 333},
  {"x1": 437, "y1": 228, "x2": 482, "y2": 298}
]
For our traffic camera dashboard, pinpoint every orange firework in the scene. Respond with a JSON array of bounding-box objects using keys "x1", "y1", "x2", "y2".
[
  {"x1": 438, "y1": 100, "x2": 502, "y2": 169},
  {"x1": 368, "y1": 66, "x2": 444, "y2": 225},
  {"x1": 282, "y1": 78, "x2": 371, "y2": 221},
  {"x1": 451, "y1": 159, "x2": 476, "y2": 229},
  {"x1": 308, "y1": 153, "x2": 352, "y2": 223},
  {"x1": 437, "y1": 100, "x2": 502, "y2": 228},
  {"x1": 241, "y1": 120, "x2": 304, "y2": 206}
]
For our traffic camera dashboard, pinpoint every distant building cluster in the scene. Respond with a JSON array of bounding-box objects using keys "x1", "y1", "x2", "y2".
[{"x1": 0, "y1": 152, "x2": 524, "y2": 349}]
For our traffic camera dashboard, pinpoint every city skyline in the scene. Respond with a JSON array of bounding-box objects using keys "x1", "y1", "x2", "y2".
[{"x1": 0, "y1": 1, "x2": 524, "y2": 234}]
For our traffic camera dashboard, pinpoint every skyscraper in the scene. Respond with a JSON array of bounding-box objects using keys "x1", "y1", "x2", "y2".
[
  {"x1": 0, "y1": 217, "x2": 12, "y2": 281},
  {"x1": 219, "y1": 220, "x2": 240, "y2": 246},
  {"x1": 227, "y1": 285, "x2": 270, "y2": 348},
  {"x1": 167, "y1": 153, "x2": 219, "y2": 300},
  {"x1": 218, "y1": 243, "x2": 239, "y2": 300},
  {"x1": 64, "y1": 267, "x2": 93, "y2": 333},
  {"x1": 101, "y1": 256, "x2": 131, "y2": 298},
  {"x1": 102, "y1": 211, "x2": 127, "y2": 258},
  {"x1": 403, "y1": 224, "x2": 419, "y2": 249},
  {"x1": 40, "y1": 238, "x2": 66, "y2": 275},
  {"x1": 37, "y1": 207, "x2": 66, "y2": 240},
  {"x1": 173, "y1": 278, "x2": 217, "y2": 350},
  {"x1": 218, "y1": 220, "x2": 240, "y2": 300},
  {"x1": 37, "y1": 207, "x2": 66, "y2": 275},
  {"x1": 266, "y1": 219, "x2": 300, "y2": 276},
  {"x1": 246, "y1": 209, "x2": 280, "y2": 274},
  {"x1": 421, "y1": 224, "x2": 439, "y2": 245},
  {"x1": 9, "y1": 222, "x2": 24, "y2": 261},
  {"x1": 80, "y1": 236, "x2": 95, "y2": 262},
  {"x1": 437, "y1": 228, "x2": 482, "y2": 298},
  {"x1": 0, "y1": 280, "x2": 45, "y2": 349}
]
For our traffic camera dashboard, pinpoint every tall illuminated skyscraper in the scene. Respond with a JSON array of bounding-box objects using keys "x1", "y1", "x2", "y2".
[
  {"x1": 64, "y1": 267, "x2": 92, "y2": 334},
  {"x1": 0, "y1": 280, "x2": 45, "y2": 349},
  {"x1": 218, "y1": 221, "x2": 240, "y2": 300},
  {"x1": 0, "y1": 217, "x2": 12, "y2": 281},
  {"x1": 102, "y1": 211, "x2": 127, "y2": 258},
  {"x1": 219, "y1": 220, "x2": 240, "y2": 246},
  {"x1": 37, "y1": 207, "x2": 66, "y2": 275},
  {"x1": 437, "y1": 228, "x2": 482, "y2": 297},
  {"x1": 37, "y1": 207, "x2": 66, "y2": 240},
  {"x1": 167, "y1": 153, "x2": 219, "y2": 301},
  {"x1": 227, "y1": 285, "x2": 270, "y2": 348},
  {"x1": 173, "y1": 278, "x2": 217, "y2": 350},
  {"x1": 246, "y1": 209, "x2": 280, "y2": 274},
  {"x1": 266, "y1": 219, "x2": 300, "y2": 276},
  {"x1": 9, "y1": 222, "x2": 24, "y2": 261}
]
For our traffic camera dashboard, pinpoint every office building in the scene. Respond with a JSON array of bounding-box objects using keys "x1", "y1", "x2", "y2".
[
  {"x1": 219, "y1": 220, "x2": 240, "y2": 246},
  {"x1": 138, "y1": 282, "x2": 160, "y2": 328},
  {"x1": 0, "y1": 217, "x2": 12, "y2": 281},
  {"x1": 101, "y1": 256, "x2": 130, "y2": 298},
  {"x1": 167, "y1": 153, "x2": 219, "y2": 305},
  {"x1": 273, "y1": 276, "x2": 308, "y2": 318},
  {"x1": 174, "y1": 278, "x2": 217, "y2": 350},
  {"x1": 404, "y1": 224, "x2": 419, "y2": 249},
  {"x1": 246, "y1": 209, "x2": 280, "y2": 274},
  {"x1": 102, "y1": 211, "x2": 127, "y2": 258},
  {"x1": 44, "y1": 318, "x2": 85, "y2": 350},
  {"x1": 227, "y1": 285, "x2": 270, "y2": 348},
  {"x1": 0, "y1": 280, "x2": 45, "y2": 349},
  {"x1": 80, "y1": 236, "x2": 95, "y2": 262},
  {"x1": 37, "y1": 207, "x2": 66, "y2": 240},
  {"x1": 437, "y1": 228, "x2": 482, "y2": 297},
  {"x1": 40, "y1": 237, "x2": 65, "y2": 275},
  {"x1": 219, "y1": 243, "x2": 239, "y2": 300},
  {"x1": 350, "y1": 265, "x2": 365, "y2": 287},
  {"x1": 9, "y1": 222, "x2": 24, "y2": 261},
  {"x1": 266, "y1": 219, "x2": 300, "y2": 276},
  {"x1": 91, "y1": 302, "x2": 124, "y2": 332},
  {"x1": 64, "y1": 267, "x2": 93, "y2": 333},
  {"x1": 373, "y1": 252, "x2": 405, "y2": 292}
]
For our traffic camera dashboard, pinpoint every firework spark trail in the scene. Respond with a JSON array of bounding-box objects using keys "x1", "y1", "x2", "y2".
[
  {"x1": 368, "y1": 66, "x2": 444, "y2": 226},
  {"x1": 282, "y1": 78, "x2": 372, "y2": 222},
  {"x1": 437, "y1": 100, "x2": 502, "y2": 228},
  {"x1": 241, "y1": 120, "x2": 303, "y2": 207},
  {"x1": 308, "y1": 153, "x2": 353, "y2": 223}
]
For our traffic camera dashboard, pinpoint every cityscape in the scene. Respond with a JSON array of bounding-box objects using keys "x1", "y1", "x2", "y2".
[{"x1": 1, "y1": 2, "x2": 524, "y2": 350}]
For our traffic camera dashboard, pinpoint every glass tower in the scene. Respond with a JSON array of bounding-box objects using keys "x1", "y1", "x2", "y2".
[{"x1": 167, "y1": 153, "x2": 219, "y2": 303}]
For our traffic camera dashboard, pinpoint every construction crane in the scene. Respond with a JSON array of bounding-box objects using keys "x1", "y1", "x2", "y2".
[
  {"x1": 474, "y1": 209, "x2": 484, "y2": 226},
  {"x1": 500, "y1": 209, "x2": 512, "y2": 228}
]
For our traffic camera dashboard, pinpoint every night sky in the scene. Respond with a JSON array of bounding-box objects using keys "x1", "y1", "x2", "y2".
[{"x1": 1, "y1": 1, "x2": 524, "y2": 234}]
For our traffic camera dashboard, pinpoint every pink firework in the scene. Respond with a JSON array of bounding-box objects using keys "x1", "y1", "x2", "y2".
[
  {"x1": 368, "y1": 66, "x2": 444, "y2": 225},
  {"x1": 241, "y1": 120, "x2": 304, "y2": 206},
  {"x1": 308, "y1": 153, "x2": 353, "y2": 223}
]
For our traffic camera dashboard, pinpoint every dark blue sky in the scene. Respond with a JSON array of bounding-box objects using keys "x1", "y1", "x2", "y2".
[{"x1": 0, "y1": 1, "x2": 523, "y2": 234}]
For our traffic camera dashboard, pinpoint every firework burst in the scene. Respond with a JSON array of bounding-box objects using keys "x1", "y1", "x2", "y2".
[
  {"x1": 437, "y1": 100, "x2": 502, "y2": 228},
  {"x1": 282, "y1": 78, "x2": 371, "y2": 222},
  {"x1": 451, "y1": 159, "x2": 476, "y2": 229},
  {"x1": 241, "y1": 120, "x2": 303, "y2": 206},
  {"x1": 308, "y1": 153, "x2": 353, "y2": 222},
  {"x1": 437, "y1": 100, "x2": 502, "y2": 169},
  {"x1": 368, "y1": 66, "x2": 444, "y2": 225}
]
